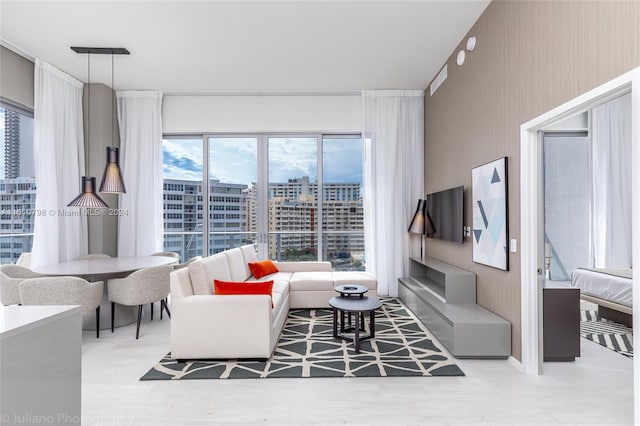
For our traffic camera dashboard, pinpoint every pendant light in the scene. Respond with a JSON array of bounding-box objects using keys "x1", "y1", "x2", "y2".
[
  {"x1": 99, "y1": 52, "x2": 126, "y2": 193},
  {"x1": 68, "y1": 52, "x2": 108, "y2": 208}
]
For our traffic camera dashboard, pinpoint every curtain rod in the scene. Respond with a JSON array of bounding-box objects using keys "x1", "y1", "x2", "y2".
[{"x1": 163, "y1": 91, "x2": 361, "y2": 97}]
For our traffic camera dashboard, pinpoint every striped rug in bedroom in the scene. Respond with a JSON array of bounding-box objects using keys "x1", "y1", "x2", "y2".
[{"x1": 580, "y1": 309, "x2": 633, "y2": 358}]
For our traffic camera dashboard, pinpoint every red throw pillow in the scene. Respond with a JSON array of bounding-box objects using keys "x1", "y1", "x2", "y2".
[
  {"x1": 248, "y1": 259, "x2": 279, "y2": 279},
  {"x1": 213, "y1": 279, "x2": 274, "y2": 307}
]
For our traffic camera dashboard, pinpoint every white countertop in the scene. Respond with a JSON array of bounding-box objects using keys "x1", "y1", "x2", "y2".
[{"x1": 0, "y1": 305, "x2": 83, "y2": 340}]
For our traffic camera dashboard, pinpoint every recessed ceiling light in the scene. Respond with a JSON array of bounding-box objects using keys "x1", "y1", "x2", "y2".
[{"x1": 456, "y1": 50, "x2": 465, "y2": 66}]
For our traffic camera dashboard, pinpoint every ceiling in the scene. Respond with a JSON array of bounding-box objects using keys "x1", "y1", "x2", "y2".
[{"x1": 0, "y1": 1, "x2": 490, "y2": 94}]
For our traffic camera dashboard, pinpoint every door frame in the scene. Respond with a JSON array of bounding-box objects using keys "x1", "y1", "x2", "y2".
[{"x1": 520, "y1": 66, "x2": 640, "y2": 417}]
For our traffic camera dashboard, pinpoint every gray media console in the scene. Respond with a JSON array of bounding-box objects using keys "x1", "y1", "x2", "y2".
[{"x1": 398, "y1": 257, "x2": 511, "y2": 358}]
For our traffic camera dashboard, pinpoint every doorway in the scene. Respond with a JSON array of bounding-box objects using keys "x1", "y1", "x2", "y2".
[{"x1": 519, "y1": 65, "x2": 640, "y2": 406}]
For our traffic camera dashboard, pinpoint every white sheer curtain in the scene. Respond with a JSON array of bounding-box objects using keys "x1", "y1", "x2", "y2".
[
  {"x1": 591, "y1": 93, "x2": 632, "y2": 268},
  {"x1": 363, "y1": 90, "x2": 424, "y2": 296},
  {"x1": 117, "y1": 91, "x2": 164, "y2": 256},
  {"x1": 31, "y1": 59, "x2": 87, "y2": 268}
]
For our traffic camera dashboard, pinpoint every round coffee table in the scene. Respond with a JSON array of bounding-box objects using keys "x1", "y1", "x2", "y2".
[{"x1": 329, "y1": 296, "x2": 382, "y2": 353}]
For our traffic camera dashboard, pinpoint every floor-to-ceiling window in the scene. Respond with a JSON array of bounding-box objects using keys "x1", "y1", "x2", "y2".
[
  {"x1": 268, "y1": 136, "x2": 318, "y2": 261},
  {"x1": 162, "y1": 134, "x2": 364, "y2": 270},
  {"x1": 321, "y1": 136, "x2": 364, "y2": 270},
  {"x1": 161, "y1": 137, "x2": 203, "y2": 262},
  {"x1": 209, "y1": 137, "x2": 258, "y2": 254},
  {"x1": 0, "y1": 106, "x2": 35, "y2": 264}
]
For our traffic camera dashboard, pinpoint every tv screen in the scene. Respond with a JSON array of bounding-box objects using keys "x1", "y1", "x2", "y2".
[{"x1": 426, "y1": 186, "x2": 464, "y2": 243}]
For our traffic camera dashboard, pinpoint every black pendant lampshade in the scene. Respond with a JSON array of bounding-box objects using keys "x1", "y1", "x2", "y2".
[
  {"x1": 99, "y1": 147, "x2": 126, "y2": 193},
  {"x1": 67, "y1": 177, "x2": 108, "y2": 208}
]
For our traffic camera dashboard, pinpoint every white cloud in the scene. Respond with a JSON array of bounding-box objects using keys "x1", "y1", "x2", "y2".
[{"x1": 268, "y1": 137, "x2": 317, "y2": 182}]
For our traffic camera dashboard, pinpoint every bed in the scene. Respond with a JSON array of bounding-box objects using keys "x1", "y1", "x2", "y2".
[{"x1": 570, "y1": 267, "x2": 633, "y2": 326}]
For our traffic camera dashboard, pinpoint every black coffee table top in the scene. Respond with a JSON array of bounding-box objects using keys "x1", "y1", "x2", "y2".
[
  {"x1": 329, "y1": 296, "x2": 382, "y2": 313},
  {"x1": 334, "y1": 284, "x2": 368, "y2": 296}
]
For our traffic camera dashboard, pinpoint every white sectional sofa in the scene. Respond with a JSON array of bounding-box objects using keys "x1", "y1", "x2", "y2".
[{"x1": 170, "y1": 244, "x2": 377, "y2": 360}]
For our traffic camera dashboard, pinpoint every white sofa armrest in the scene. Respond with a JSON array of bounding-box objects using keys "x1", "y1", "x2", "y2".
[
  {"x1": 275, "y1": 261, "x2": 332, "y2": 272},
  {"x1": 171, "y1": 295, "x2": 274, "y2": 359}
]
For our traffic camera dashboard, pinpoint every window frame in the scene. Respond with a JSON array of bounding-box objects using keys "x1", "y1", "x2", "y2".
[{"x1": 162, "y1": 132, "x2": 363, "y2": 263}]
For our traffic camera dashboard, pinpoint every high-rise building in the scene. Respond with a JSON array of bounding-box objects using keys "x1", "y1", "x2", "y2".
[
  {"x1": 4, "y1": 110, "x2": 21, "y2": 179},
  {"x1": 162, "y1": 178, "x2": 250, "y2": 261},
  {"x1": 248, "y1": 176, "x2": 364, "y2": 266},
  {"x1": 162, "y1": 176, "x2": 364, "y2": 268},
  {"x1": 0, "y1": 177, "x2": 36, "y2": 264}
]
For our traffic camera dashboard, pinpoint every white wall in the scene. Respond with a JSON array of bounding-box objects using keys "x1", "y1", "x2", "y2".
[{"x1": 162, "y1": 94, "x2": 362, "y2": 134}]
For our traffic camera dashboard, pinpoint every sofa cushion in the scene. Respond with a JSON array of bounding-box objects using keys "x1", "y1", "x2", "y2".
[
  {"x1": 188, "y1": 254, "x2": 231, "y2": 295},
  {"x1": 289, "y1": 271, "x2": 334, "y2": 291},
  {"x1": 225, "y1": 248, "x2": 249, "y2": 282},
  {"x1": 272, "y1": 291, "x2": 283, "y2": 312},
  {"x1": 271, "y1": 280, "x2": 289, "y2": 296},
  {"x1": 248, "y1": 260, "x2": 279, "y2": 279},
  {"x1": 332, "y1": 271, "x2": 377, "y2": 291},
  {"x1": 246, "y1": 272, "x2": 293, "y2": 283},
  {"x1": 240, "y1": 244, "x2": 259, "y2": 278}
]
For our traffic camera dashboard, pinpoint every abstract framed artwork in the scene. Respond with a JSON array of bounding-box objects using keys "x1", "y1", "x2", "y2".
[{"x1": 472, "y1": 157, "x2": 509, "y2": 271}]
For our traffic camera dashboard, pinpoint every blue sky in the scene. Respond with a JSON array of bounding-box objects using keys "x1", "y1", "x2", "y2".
[{"x1": 162, "y1": 137, "x2": 363, "y2": 185}]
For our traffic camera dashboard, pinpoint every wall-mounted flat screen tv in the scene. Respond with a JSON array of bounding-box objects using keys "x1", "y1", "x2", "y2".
[{"x1": 426, "y1": 185, "x2": 464, "y2": 244}]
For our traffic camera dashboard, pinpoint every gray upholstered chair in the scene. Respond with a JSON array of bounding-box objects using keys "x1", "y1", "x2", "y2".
[
  {"x1": 16, "y1": 252, "x2": 32, "y2": 268},
  {"x1": 151, "y1": 251, "x2": 180, "y2": 261},
  {"x1": 174, "y1": 255, "x2": 202, "y2": 270},
  {"x1": 0, "y1": 264, "x2": 42, "y2": 306},
  {"x1": 76, "y1": 253, "x2": 111, "y2": 260},
  {"x1": 19, "y1": 277, "x2": 104, "y2": 338},
  {"x1": 107, "y1": 265, "x2": 173, "y2": 339}
]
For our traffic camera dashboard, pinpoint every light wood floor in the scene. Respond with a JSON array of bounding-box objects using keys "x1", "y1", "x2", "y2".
[{"x1": 81, "y1": 309, "x2": 633, "y2": 426}]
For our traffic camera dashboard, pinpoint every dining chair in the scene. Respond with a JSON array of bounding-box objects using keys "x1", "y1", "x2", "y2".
[
  {"x1": 76, "y1": 253, "x2": 112, "y2": 260},
  {"x1": 0, "y1": 264, "x2": 42, "y2": 305},
  {"x1": 107, "y1": 265, "x2": 173, "y2": 339},
  {"x1": 19, "y1": 277, "x2": 104, "y2": 338},
  {"x1": 16, "y1": 252, "x2": 32, "y2": 268},
  {"x1": 150, "y1": 252, "x2": 180, "y2": 318},
  {"x1": 151, "y1": 251, "x2": 180, "y2": 261},
  {"x1": 174, "y1": 255, "x2": 202, "y2": 270}
]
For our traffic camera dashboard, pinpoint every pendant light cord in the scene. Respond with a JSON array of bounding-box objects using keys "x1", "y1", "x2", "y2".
[
  {"x1": 86, "y1": 53, "x2": 91, "y2": 174},
  {"x1": 111, "y1": 53, "x2": 114, "y2": 149}
]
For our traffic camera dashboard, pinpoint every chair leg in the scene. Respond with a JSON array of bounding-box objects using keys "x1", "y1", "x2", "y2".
[
  {"x1": 161, "y1": 299, "x2": 171, "y2": 318},
  {"x1": 111, "y1": 302, "x2": 115, "y2": 333},
  {"x1": 96, "y1": 306, "x2": 100, "y2": 339},
  {"x1": 136, "y1": 305, "x2": 143, "y2": 339},
  {"x1": 150, "y1": 302, "x2": 154, "y2": 321},
  {"x1": 160, "y1": 299, "x2": 163, "y2": 320}
]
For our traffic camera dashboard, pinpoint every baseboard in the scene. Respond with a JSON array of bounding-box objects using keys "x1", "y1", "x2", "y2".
[{"x1": 508, "y1": 355, "x2": 524, "y2": 373}]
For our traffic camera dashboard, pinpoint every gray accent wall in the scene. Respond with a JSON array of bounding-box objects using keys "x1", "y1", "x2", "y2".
[
  {"x1": 84, "y1": 83, "x2": 119, "y2": 256},
  {"x1": 0, "y1": 46, "x2": 34, "y2": 110},
  {"x1": 424, "y1": 0, "x2": 640, "y2": 360}
]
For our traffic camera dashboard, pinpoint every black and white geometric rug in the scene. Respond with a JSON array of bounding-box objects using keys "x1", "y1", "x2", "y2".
[
  {"x1": 581, "y1": 308, "x2": 633, "y2": 359},
  {"x1": 140, "y1": 298, "x2": 464, "y2": 380}
]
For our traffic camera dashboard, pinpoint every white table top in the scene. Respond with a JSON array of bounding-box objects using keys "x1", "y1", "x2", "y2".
[
  {"x1": 0, "y1": 305, "x2": 83, "y2": 340},
  {"x1": 32, "y1": 256, "x2": 177, "y2": 277}
]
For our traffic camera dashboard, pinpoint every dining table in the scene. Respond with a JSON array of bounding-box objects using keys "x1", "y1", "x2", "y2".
[{"x1": 32, "y1": 256, "x2": 178, "y2": 330}]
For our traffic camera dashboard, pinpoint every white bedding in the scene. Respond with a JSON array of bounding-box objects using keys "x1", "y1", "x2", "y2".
[{"x1": 570, "y1": 268, "x2": 633, "y2": 307}]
